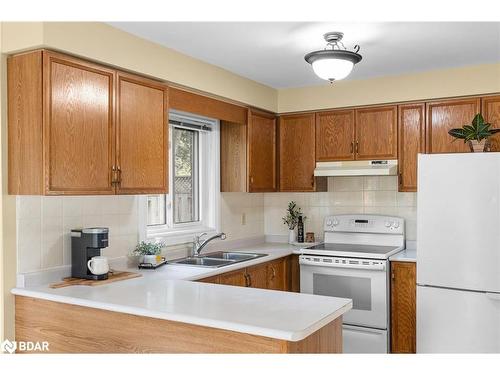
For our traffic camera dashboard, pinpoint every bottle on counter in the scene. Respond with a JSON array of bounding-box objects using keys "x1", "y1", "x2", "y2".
[{"x1": 297, "y1": 216, "x2": 304, "y2": 243}]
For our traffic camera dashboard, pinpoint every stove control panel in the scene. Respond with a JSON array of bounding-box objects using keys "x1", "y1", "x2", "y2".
[{"x1": 324, "y1": 214, "x2": 404, "y2": 234}]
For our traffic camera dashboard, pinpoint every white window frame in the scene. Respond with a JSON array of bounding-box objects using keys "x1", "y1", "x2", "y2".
[{"x1": 138, "y1": 110, "x2": 221, "y2": 246}]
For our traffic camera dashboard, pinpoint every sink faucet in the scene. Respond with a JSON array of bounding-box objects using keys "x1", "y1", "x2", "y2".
[{"x1": 192, "y1": 232, "x2": 226, "y2": 257}]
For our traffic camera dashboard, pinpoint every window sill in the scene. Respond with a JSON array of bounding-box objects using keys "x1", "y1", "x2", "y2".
[{"x1": 146, "y1": 226, "x2": 217, "y2": 247}]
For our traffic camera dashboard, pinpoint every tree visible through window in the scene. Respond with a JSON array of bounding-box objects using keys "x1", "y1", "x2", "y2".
[{"x1": 173, "y1": 127, "x2": 199, "y2": 223}]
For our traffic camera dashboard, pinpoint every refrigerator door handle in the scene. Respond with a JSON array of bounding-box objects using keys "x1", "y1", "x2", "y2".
[
  {"x1": 343, "y1": 325, "x2": 386, "y2": 335},
  {"x1": 485, "y1": 292, "x2": 500, "y2": 301}
]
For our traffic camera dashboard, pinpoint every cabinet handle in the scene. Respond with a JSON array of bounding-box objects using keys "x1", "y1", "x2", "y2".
[
  {"x1": 244, "y1": 273, "x2": 250, "y2": 287},
  {"x1": 271, "y1": 267, "x2": 276, "y2": 279},
  {"x1": 250, "y1": 176, "x2": 254, "y2": 185},
  {"x1": 350, "y1": 142, "x2": 354, "y2": 154},
  {"x1": 311, "y1": 174, "x2": 315, "y2": 187},
  {"x1": 111, "y1": 166, "x2": 118, "y2": 185},
  {"x1": 399, "y1": 172, "x2": 403, "y2": 187},
  {"x1": 117, "y1": 166, "x2": 122, "y2": 183},
  {"x1": 355, "y1": 141, "x2": 359, "y2": 154},
  {"x1": 391, "y1": 272, "x2": 395, "y2": 280}
]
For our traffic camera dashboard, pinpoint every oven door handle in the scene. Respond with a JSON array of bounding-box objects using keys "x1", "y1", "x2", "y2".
[{"x1": 299, "y1": 258, "x2": 386, "y2": 271}]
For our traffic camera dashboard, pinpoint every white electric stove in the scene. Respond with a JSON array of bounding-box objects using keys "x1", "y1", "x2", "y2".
[{"x1": 299, "y1": 214, "x2": 405, "y2": 353}]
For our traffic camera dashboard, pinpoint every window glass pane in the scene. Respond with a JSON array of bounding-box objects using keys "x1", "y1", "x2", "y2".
[
  {"x1": 173, "y1": 127, "x2": 199, "y2": 224},
  {"x1": 147, "y1": 195, "x2": 166, "y2": 226}
]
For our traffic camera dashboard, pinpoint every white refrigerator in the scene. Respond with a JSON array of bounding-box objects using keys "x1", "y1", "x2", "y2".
[{"x1": 417, "y1": 153, "x2": 500, "y2": 353}]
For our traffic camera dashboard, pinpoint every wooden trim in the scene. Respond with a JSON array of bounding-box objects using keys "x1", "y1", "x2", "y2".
[
  {"x1": 15, "y1": 296, "x2": 342, "y2": 353},
  {"x1": 169, "y1": 87, "x2": 248, "y2": 124}
]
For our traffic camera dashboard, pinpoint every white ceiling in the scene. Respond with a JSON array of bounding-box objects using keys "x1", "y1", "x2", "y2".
[{"x1": 109, "y1": 22, "x2": 500, "y2": 89}]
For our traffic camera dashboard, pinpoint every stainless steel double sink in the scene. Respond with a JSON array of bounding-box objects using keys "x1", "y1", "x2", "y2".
[{"x1": 170, "y1": 251, "x2": 267, "y2": 268}]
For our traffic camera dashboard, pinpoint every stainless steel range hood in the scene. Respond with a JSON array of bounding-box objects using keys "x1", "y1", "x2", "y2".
[{"x1": 314, "y1": 160, "x2": 398, "y2": 177}]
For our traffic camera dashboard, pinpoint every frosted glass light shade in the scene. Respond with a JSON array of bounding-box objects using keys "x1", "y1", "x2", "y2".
[{"x1": 311, "y1": 58, "x2": 354, "y2": 81}]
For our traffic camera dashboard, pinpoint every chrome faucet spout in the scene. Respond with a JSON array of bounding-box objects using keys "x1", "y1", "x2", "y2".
[{"x1": 192, "y1": 232, "x2": 226, "y2": 256}]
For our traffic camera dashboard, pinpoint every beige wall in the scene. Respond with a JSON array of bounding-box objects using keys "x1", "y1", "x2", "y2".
[
  {"x1": 278, "y1": 63, "x2": 500, "y2": 113},
  {"x1": 1, "y1": 22, "x2": 278, "y2": 112},
  {"x1": 1, "y1": 21, "x2": 17, "y2": 341}
]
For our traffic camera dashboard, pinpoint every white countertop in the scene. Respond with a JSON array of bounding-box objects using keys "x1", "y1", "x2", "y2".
[
  {"x1": 12, "y1": 242, "x2": 352, "y2": 342},
  {"x1": 389, "y1": 249, "x2": 417, "y2": 263}
]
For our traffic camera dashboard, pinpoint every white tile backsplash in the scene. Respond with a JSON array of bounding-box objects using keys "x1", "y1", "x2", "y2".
[
  {"x1": 16, "y1": 195, "x2": 140, "y2": 273},
  {"x1": 264, "y1": 176, "x2": 417, "y2": 241},
  {"x1": 16, "y1": 177, "x2": 417, "y2": 274}
]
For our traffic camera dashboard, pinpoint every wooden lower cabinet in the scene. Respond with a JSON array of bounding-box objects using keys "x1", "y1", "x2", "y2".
[
  {"x1": 200, "y1": 256, "x2": 291, "y2": 292},
  {"x1": 390, "y1": 261, "x2": 416, "y2": 353},
  {"x1": 16, "y1": 296, "x2": 342, "y2": 353},
  {"x1": 247, "y1": 262, "x2": 268, "y2": 289},
  {"x1": 219, "y1": 269, "x2": 247, "y2": 287},
  {"x1": 267, "y1": 258, "x2": 287, "y2": 291}
]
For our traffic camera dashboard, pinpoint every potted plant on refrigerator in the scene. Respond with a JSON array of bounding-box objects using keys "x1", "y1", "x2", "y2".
[
  {"x1": 448, "y1": 113, "x2": 500, "y2": 152},
  {"x1": 282, "y1": 201, "x2": 306, "y2": 244},
  {"x1": 132, "y1": 241, "x2": 164, "y2": 265}
]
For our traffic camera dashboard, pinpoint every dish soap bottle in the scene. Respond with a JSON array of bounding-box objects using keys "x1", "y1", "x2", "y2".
[{"x1": 297, "y1": 216, "x2": 304, "y2": 243}]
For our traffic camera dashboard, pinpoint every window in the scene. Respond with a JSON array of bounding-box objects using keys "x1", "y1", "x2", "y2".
[{"x1": 142, "y1": 111, "x2": 220, "y2": 245}]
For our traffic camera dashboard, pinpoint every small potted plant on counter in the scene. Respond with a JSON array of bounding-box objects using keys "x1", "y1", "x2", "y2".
[
  {"x1": 448, "y1": 113, "x2": 500, "y2": 152},
  {"x1": 282, "y1": 201, "x2": 306, "y2": 244},
  {"x1": 133, "y1": 241, "x2": 165, "y2": 265}
]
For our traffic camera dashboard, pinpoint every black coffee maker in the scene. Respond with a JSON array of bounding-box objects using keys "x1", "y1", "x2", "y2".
[{"x1": 71, "y1": 227, "x2": 109, "y2": 280}]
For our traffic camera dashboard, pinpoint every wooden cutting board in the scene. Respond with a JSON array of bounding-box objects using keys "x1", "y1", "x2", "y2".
[{"x1": 49, "y1": 270, "x2": 142, "y2": 289}]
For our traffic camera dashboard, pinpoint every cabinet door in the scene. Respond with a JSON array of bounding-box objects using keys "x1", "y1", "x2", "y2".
[
  {"x1": 481, "y1": 95, "x2": 500, "y2": 152},
  {"x1": 219, "y1": 269, "x2": 247, "y2": 287},
  {"x1": 116, "y1": 72, "x2": 168, "y2": 194},
  {"x1": 248, "y1": 110, "x2": 277, "y2": 192},
  {"x1": 197, "y1": 275, "x2": 220, "y2": 284},
  {"x1": 267, "y1": 258, "x2": 287, "y2": 291},
  {"x1": 355, "y1": 106, "x2": 398, "y2": 160},
  {"x1": 288, "y1": 255, "x2": 300, "y2": 293},
  {"x1": 391, "y1": 261, "x2": 416, "y2": 353},
  {"x1": 426, "y1": 98, "x2": 480, "y2": 153},
  {"x1": 279, "y1": 113, "x2": 316, "y2": 191},
  {"x1": 246, "y1": 263, "x2": 268, "y2": 289},
  {"x1": 398, "y1": 103, "x2": 425, "y2": 192},
  {"x1": 316, "y1": 110, "x2": 355, "y2": 161},
  {"x1": 43, "y1": 51, "x2": 115, "y2": 194}
]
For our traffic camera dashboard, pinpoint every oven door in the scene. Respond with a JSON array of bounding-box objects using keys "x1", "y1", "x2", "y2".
[{"x1": 299, "y1": 255, "x2": 389, "y2": 329}]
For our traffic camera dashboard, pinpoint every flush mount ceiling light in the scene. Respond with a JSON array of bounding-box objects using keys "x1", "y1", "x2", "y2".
[{"x1": 305, "y1": 32, "x2": 362, "y2": 83}]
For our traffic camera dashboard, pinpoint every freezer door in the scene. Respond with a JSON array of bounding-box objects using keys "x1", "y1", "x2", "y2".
[
  {"x1": 417, "y1": 286, "x2": 500, "y2": 353},
  {"x1": 343, "y1": 325, "x2": 388, "y2": 353},
  {"x1": 417, "y1": 153, "x2": 500, "y2": 292}
]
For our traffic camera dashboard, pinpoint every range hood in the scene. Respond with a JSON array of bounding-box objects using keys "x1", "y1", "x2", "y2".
[{"x1": 314, "y1": 160, "x2": 398, "y2": 177}]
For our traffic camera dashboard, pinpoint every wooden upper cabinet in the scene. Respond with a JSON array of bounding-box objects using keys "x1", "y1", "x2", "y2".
[
  {"x1": 398, "y1": 103, "x2": 425, "y2": 192},
  {"x1": 247, "y1": 110, "x2": 277, "y2": 192},
  {"x1": 116, "y1": 73, "x2": 168, "y2": 194},
  {"x1": 391, "y1": 261, "x2": 416, "y2": 353},
  {"x1": 279, "y1": 113, "x2": 317, "y2": 192},
  {"x1": 8, "y1": 49, "x2": 170, "y2": 195},
  {"x1": 220, "y1": 120, "x2": 247, "y2": 192},
  {"x1": 355, "y1": 106, "x2": 398, "y2": 160},
  {"x1": 481, "y1": 95, "x2": 500, "y2": 152},
  {"x1": 44, "y1": 51, "x2": 115, "y2": 195},
  {"x1": 426, "y1": 97, "x2": 480, "y2": 153},
  {"x1": 316, "y1": 110, "x2": 355, "y2": 161}
]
